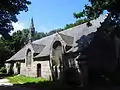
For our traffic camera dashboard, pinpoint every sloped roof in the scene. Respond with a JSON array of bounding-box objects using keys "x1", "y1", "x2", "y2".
[
  {"x1": 60, "y1": 15, "x2": 107, "y2": 52},
  {"x1": 6, "y1": 45, "x2": 27, "y2": 62},
  {"x1": 33, "y1": 34, "x2": 55, "y2": 57},
  {"x1": 58, "y1": 33, "x2": 74, "y2": 46},
  {"x1": 33, "y1": 33, "x2": 74, "y2": 57},
  {"x1": 31, "y1": 44, "x2": 45, "y2": 53},
  {"x1": 34, "y1": 15, "x2": 107, "y2": 58},
  {"x1": 7, "y1": 15, "x2": 108, "y2": 61},
  {"x1": 6, "y1": 43, "x2": 45, "y2": 62}
]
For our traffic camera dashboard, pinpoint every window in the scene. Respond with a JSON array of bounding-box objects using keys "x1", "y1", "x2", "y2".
[{"x1": 26, "y1": 49, "x2": 32, "y2": 66}]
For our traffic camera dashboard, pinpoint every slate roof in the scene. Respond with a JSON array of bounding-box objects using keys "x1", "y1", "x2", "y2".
[
  {"x1": 6, "y1": 45, "x2": 27, "y2": 62},
  {"x1": 7, "y1": 14, "x2": 108, "y2": 61},
  {"x1": 33, "y1": 34, "x2": 55, "y2": 57},
  {"x1": 31, "y1": 44, "x2": 45, "y2": 53},
  {"x1": 35, "y1": 14, "x2": 107, "y2": 58},
  {"x1": 58, "y1": 33, "x2": 74, "y2": 46},
  {"x1": 6, "y1": 43, "x2": 45, "y2": 62}
]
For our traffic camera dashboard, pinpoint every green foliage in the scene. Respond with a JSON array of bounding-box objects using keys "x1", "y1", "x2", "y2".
[
  {"x1": 33, "y1": 31, "x2": 47, "y2": 40},
  {"x1": 73, "y1": 0, "x2": 120, "y2": 41},
  {"x1": 0, "y1": 67, "x2": 7, "y2": 73},
  {"x1": 0, "y1": 0, "x2": 31, "y2": 38},
  {"x1": 7, "y1": 76, "x2": 48, "y2": 84},
  {"x1": 11, "y1": 29, "x2": 48, "y2": 53},
  {"x1": 0, "y1": 19, "x2": 90, "y2": 67},
  {"x1": 12, "y1": 29, "x2": 29, "y2": 52},
  {"x1": 64, "y1": 19, "x2": 89, "y2": 29},
  {"x1": 0, "y1": 29, "x2": 49, "y2": 66},
  {"x1": 0, "y1": 38, "x2": 14, "y2": 66},
  {"x1": 74, "y1": 0, "x2": 120, "y2": 20}
]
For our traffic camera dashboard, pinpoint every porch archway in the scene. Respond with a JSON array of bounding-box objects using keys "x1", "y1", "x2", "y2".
[{"x1": 50, "y1": 41, "x2": 63, "y2": 81}]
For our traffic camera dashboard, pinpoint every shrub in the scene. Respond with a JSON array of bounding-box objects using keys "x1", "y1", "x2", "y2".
[{"x1": 0, "y1": 67, "x2": 7, "y2": 73}]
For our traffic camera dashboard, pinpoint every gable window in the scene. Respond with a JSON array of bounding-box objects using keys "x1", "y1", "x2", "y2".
[{"x1": 26, "y1": 49, "x2": 32, "y2": 66}]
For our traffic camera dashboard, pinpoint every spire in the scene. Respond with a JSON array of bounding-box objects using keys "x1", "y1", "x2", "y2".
[
  {"x1": 30, "y1": 18, "x2": 35, "y2": 33},
  {"x1": 28, "y1": 18, "x2": 35, "y2": 43}
]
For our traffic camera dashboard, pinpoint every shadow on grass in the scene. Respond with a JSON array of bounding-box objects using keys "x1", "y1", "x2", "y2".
[
  {"x1": 0, "y1": 73, "x2": 14, "y2": 79},
  {"x1": 1, "y1": 71, "x2": 120, "y2": 90},
  {"x1": 12, "y1": 80, "x2": 82, "y2": 90},
  {"x1": 1, "y1": 77, "x2": 120, "y2": 90}
]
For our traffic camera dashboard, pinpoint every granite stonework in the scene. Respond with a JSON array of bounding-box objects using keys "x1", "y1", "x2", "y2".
[{"x1": 5, "y1": 60, "x2": 51, "y2": 79}]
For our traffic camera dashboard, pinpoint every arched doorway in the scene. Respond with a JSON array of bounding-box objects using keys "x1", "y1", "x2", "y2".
[
  {"x1": 50, "y1": 41, "x2": 63, "y2": 81},
  {"x1": 37, "y1": 63, "x2": 41, "y2": 77}
]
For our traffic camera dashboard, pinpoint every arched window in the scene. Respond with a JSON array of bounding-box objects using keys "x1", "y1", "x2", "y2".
[
  {"x1": 26, "y1": 49, "x2": 32, "y2": 66},
  {"x1": 52, "y1": 41, "x2": 62, "y2": 65},
  {"x1": 51, "y1": 41, "x2": 63, "y2": 80}
]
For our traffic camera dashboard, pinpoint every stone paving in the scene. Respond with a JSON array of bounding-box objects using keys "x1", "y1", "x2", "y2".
[{"x1": 0, "y1": 79, "x2": 13, "y2": 86}]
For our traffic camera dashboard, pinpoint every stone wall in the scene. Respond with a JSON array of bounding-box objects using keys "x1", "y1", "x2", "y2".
[
  {"x1": 13, "y1": 63, "x2": 17, "y2": 74},
  {"x1": 20, "y1": 62, "x2": 26, "y2": 76},
  {"x1": 6, "y1": 62, "x2": 18, "y2": 74},
  {"x1": 14, "y1": 60, "x2": 52, "y2": 79},
  {"x1": 30, "y1": 60, "x2": 51, "y2": 79},
  {"x1": 5, "y1": 63, "x2": 11, "y2": 74}
]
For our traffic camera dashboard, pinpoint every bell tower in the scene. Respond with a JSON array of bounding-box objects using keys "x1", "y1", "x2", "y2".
[{"x1": 28, "y1": 18, "x2": 35, "y2": 43}]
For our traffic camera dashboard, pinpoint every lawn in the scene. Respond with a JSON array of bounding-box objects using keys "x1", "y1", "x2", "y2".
[{"x1": 7, "y1": 75, "x2": 48, "y2": 84}]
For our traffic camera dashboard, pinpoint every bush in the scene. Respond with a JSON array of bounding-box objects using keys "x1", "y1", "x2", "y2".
[{"x1": 0, "y1": 67, "x2": 7, "y2": 73}]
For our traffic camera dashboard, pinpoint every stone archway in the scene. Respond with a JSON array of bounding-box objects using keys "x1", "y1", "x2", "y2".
[
  {"x1": 50, "y1": 41, "x2": 63, "y2": 81},
  {"x1": 37, "y1": 63, "x2": 41, "y2": 77}
]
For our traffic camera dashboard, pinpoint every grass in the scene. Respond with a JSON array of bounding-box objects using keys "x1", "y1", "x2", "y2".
[
  {"x1": 7, "y1": 75, "x2": 48, "y2": 84},
  {"x1": 0, "y1": 72, "x2": 2, "y2": 74}
]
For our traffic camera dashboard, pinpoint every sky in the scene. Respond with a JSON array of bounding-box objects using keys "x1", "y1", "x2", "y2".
[{"x1": 12, "y1": 0, "x2": 89, "y2": 33}]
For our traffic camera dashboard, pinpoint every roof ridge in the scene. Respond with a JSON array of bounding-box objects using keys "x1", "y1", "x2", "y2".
[
  {"x1": 31, "y1": 43, "x2": 45, "y2": 46},
  {"x1": 33, "y1": 15, "x2": 107, "y2": 44}
]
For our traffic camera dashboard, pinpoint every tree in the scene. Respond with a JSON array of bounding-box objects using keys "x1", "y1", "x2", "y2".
[
  {"x1": 74, "y1": 0, "x2": 120, "y2": 20},
  {"x1": 12, "y1": 29, "x2": 28, "y2": 52},
  {"x1": 0, "y1": 29, "x2": 49, "y2": 67},
  {"x1": 33, "y1": 31, "x2": 47, "y2": 40},
  {"x1": 0, "y1": 38, "x2": 14, "y2": 67},
  {"x1": 12, "y1": 29, "x2": 48, "y2": 52},
  {"x1": 64, "y1": 19, "x2": 89, "y2": 29},
  {"x1": 74, "y1": 0, "x2": 120, "y2": 39},
  {"x1": 0, "y1": 0, "x2": 31, "y2": 39}
]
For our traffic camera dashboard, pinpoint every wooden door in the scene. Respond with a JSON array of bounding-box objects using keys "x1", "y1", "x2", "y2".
[{"x1": 37, "y1": 64, "x2": 41, "y2": 77}]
